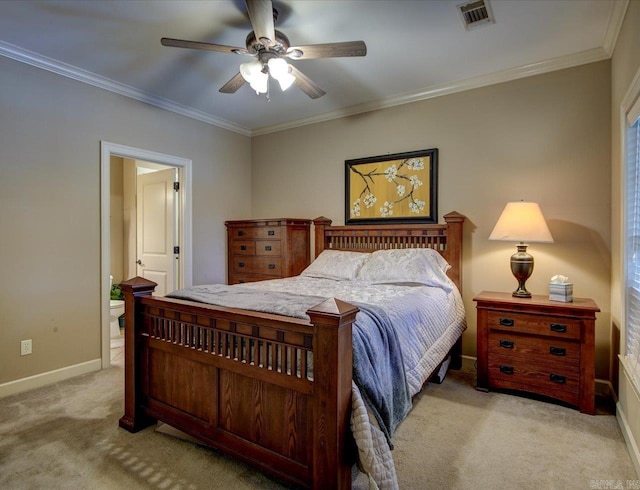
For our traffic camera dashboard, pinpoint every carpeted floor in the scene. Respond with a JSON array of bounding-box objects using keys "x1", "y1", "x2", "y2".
[{"x1": 0, "y1": 349, "x2": 636, "y2": 489}]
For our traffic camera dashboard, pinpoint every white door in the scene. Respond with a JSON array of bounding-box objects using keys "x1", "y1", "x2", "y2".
[{"x1": 136, "y1": 168, "x2": 178, "y2": 296}]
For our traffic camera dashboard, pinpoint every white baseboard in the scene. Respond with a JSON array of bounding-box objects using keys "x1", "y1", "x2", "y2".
[
  {"x1": 0, "y1": 358, "x2": 102, "y2": 399},
  {"x1": 596, "y1": 378, "x2": 615, "y2": 399},
  {"x1": 461, "y1": 355, "x2": 476, "y2": 370},
  {"x1": 617, "y1": 401, "x2": 640, "y2": 478}
]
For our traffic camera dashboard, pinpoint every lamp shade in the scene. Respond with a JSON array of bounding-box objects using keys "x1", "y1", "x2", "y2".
[{"x1": 489, "y1": 201, "x2": 553, "y2": 243}]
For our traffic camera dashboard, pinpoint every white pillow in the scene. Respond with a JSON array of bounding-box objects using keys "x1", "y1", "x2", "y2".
[
  {"x1": 301, "y1": 250, "x2": 371, "y2": 281},
  {"x1": 355, "y1": 248, "x2": 453, "y2": 291}
]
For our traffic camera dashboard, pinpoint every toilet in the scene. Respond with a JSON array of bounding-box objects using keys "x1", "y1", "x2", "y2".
[
  {"x1": 110, "y1": 300, "x2": 125, "y2": 338},
  {"x1": 109, "y1": 275, "x2": 125, "y2": 339}
]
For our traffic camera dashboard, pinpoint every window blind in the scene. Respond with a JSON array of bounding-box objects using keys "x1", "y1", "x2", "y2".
[{"x1": 626, "y1": 115, "x2": 640, "y2": 387}]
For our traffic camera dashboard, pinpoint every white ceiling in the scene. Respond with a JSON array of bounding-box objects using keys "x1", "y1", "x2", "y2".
[{"x1": 0, "y1": 0, "x2": 627, "y2": 136}]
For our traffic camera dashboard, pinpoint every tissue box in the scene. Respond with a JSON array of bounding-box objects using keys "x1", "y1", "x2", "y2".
[{"x1": 549, "y1": 283, "x2": 573, "y2": 302}]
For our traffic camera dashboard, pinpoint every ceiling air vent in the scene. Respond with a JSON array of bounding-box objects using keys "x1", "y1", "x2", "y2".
[{"x1": 457, "y1": 0, "x2": 494, "y2": 30}]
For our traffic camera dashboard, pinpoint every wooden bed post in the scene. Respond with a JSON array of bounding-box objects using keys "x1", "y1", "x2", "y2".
[
  {"x1": 118, "y1": 276, "x2": 157, "y2": 433},
  {"x1": 443, "y1": 211, "x2": 465, "y2": 292},
  {"x1": 307, "y1": 298, "x2": 359, "y2": 490},
  {"x1": 443, "y1": 211, "x2": 465, "y2": 370},
  {"x1": 313, "y1": 216, "x2": 332, "y2": 258}
]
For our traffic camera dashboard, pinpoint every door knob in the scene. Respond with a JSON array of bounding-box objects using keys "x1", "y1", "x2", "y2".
[{"x1": 136, "y1": 259, "x2": 143, "y2": 265}]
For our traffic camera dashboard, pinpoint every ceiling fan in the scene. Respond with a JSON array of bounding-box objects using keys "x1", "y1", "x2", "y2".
[{"x1": 161, "y1": 0, "x2": 367, "y2": 99}]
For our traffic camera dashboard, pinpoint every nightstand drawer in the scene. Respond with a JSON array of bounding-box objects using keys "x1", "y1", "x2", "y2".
[
  {"x1": 488, "y1": 332, "x2": 580, "y2": 365},
  {"x1": 487, "y1": 311, "x2": 581, "y2": 340},
  {"x1": 488, "y1": 360, "x2": 580, "y2": 388},
  {"x1": 488, "y1": 360, "x2": 580, "y2": 406}
]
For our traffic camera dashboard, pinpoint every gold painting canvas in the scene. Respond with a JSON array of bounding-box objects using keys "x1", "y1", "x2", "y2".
[{"x1": 345, "y1": 149, "x2": 438, "y2": 224}]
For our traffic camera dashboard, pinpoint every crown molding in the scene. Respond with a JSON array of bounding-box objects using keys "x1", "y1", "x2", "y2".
[
  {"x1": 603, "y1": 0, "x2": 629, "y2": 57},
  {"x1": 0, "y1": 40, "x2": 251, "y2": 137},
  {"x1": 252, "y1": 46, "x2": 610, "y2": 136}
]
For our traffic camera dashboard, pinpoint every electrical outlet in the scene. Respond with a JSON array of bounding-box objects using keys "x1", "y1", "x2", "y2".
[{"x1": 20, "y1": 339, "x2": 32, "y2": 356}]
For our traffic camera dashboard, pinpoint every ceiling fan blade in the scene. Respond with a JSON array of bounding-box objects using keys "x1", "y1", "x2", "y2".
[
  {"x1": 289, "y1": 65, "x2": 326, "y2": 99},
  {"x1": 245, "y1": 0, "x2": 275, "y2": 46},
  {"x1": 161, "y1": 37, "x2": 250, "y2": 55},
  {"x1": 219, "y1": 73, "x2": 247, "y2": 94},
  {"x1": 286, "y1": 41, "x2": 367, "y2": 60}
]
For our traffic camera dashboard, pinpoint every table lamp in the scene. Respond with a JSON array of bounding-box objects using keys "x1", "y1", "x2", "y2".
[{"x1": 489, "y1": 201, "x2": 554, "y2": 298}]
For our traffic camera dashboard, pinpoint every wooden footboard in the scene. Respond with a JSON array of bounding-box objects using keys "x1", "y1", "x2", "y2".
[{"x1": 118, "y1": 277, "x2": 358, "y2": 489}]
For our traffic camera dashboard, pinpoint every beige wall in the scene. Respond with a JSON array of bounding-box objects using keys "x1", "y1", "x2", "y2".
[
  {"x1": 252, "y1": 61, "x2": 612, "y2": 378},
  {"x1": 611, "y1": 0, "x2": 640, "y2": 474},
  {"x1": 0, "y1": 57, "x2": 251, "y2": 384}
]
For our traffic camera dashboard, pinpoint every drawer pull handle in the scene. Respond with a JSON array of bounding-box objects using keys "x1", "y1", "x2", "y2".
[
  {"x1": 268, "y1": 230, "x2": 275, "y2": 236},
  {"x1": 268, "y1": 263, "x2": 276, "y2": 270},
  {"x1": 550, "y1": 346, "x2": 566, "y2": 356},
  {"x1": 240, "y1": 245, "x2": 247, "y2": 251},
  {"x1": 550, "y1": 323, "x2": 567, "y2": 333},
  {"x1": 550, "y1": 373, "x2": 566, "y2": 384},
  {"x1": 499, "y1": 318, "x2": 514, "y2": 327},
  {"x1": 499, "y1": 365, "x2": 514, "y2": 375},
  {"x1": 238, "y1": 262, "x2": 245, "y2": 268},
  {"x1": 265, "y1": 245, "x2": 272, "y2": 251},
  {"x1": 499, "y1": 340, "x2": 514, "y2": 349},
  {"x1": 238, "y1": 230, "x2": 245, "y2": 237}
]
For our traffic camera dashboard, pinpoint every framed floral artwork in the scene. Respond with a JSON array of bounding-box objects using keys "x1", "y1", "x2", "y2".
[{"x1": 345, "y1": 148, "x2": 438, "y2": 224}]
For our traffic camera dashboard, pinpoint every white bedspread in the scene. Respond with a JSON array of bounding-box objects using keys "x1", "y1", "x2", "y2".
[
  {"x1": 241, "y1": 276, "x2": 466, "y2": 397},
  {"x1": 240, "y1": 276, "x2": 466, "y2": 489}
]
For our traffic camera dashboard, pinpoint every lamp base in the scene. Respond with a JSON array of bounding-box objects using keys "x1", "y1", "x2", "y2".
[
  {"x1": 511, "y1": 243, "x2": 534, "y2": 298},
  {"x1": 512, "y1": 288, "x2": 532, "y2": 298}
]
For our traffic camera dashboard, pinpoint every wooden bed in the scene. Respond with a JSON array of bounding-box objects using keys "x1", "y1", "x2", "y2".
[{"x1": 118, "y1": 211, "x2": 465, "y2": 489}]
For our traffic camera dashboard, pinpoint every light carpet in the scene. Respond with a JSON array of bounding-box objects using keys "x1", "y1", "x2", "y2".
[{"x1": 0, "y1": 349, "x2": 635, "y2": 489}]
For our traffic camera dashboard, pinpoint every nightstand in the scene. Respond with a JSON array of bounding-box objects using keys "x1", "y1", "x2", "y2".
[{"x1": 474, "y1": 291, "x2": 600, "y2": 414}]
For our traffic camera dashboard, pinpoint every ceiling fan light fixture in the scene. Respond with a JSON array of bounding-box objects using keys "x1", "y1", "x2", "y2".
[
  {"x1": 240, "y1": 59, "x2": 263, "y2": 81},
  {"x1": 275, "y1": 71, "x2": 295, "y2": 91},
  {"x1": 249, "y1": 72, "x2": 268, "y2": 94},
  {"x1": 267, "y1": 58, "x2": 295, "y2": 91},
  {"x1": 240, "y1": 60, "x2": 268, "y2": 94}
]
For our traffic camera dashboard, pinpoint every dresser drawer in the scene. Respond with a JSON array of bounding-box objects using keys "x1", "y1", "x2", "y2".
[
  {"x1": 487, "y1": 311, "x2": 581, "y2": 340},
  {"x1": 488, "y1": 332, "x2": 580, "y2": 366},
  {"x1": 230, "y1": 227, "x2": 281, "y2": 240},
  {"x1": 229, "y1": 273, "x2": 273, "y2": 285},
  {"x1": 231, "y1": 241, "x2": 256, "y2": 255},
  {"x1": 255, "y1": 240, "x2": 281, "y2": 256},
  {"x1": 231, "y1": 256, "x2": 282, "y2": 276}
]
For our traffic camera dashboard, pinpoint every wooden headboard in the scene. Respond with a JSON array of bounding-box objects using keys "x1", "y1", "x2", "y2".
[{"x1": 313, "y1": 211, "x2": 465, "y2": 291}]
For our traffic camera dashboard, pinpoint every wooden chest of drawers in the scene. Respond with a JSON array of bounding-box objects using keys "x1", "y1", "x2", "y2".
[
  {"x1": 474, "y1": 291, "x2": 599, "y2": 414},
  {"x1": 225, "y1": 218, "x2": 311, "y2": 284}
]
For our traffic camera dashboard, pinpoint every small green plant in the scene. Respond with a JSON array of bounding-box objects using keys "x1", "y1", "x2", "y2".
[{"x1": 110, "y1": 283, "x2": 123, "y2": 300}]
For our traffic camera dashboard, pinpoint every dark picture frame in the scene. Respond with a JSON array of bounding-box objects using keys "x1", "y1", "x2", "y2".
[{"x1": 345, "y1": 148, "x2": 438, "y2": 225}]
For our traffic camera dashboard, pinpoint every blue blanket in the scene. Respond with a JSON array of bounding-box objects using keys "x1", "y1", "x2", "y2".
[{"x1": 351, "y1": 302, "x2": 411, "y2": 449}]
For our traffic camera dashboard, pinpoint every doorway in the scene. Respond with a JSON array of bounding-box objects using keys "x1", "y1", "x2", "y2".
[{"x1": 100, "y1": 142, "x2": 192, "y2": 368}]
